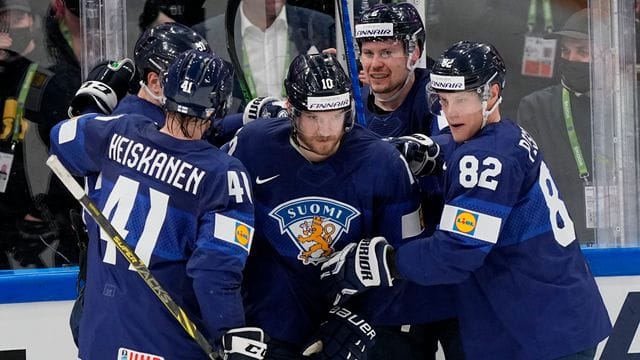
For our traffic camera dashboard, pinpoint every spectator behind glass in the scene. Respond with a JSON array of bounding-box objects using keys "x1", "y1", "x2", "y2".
[
  {"x1": 518, "y1": 9, "x2": 595, "y2": 245},
  {"x1": 194, "y1": 0, "x2": 335, "y2": 112},
  {"x1": 0, "y1": 0, "x2": 80, "y2": 269},
  {"x1": 138, "y1": 0, "x2": 205, "y2": 32}
]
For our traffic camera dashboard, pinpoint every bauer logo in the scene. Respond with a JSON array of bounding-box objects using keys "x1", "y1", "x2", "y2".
[
  {"x1": 118, "y1": 347, "x2": 165, "y2": 360},
  {"x1": 355, "y1": 23, "x2": 394, "y2": 38},
  {"x1": 307, "y1": 93, "x2": 351, "y2": 111},
  {"x1": 430, "y1": 74, "x2": 465, "y2": 90},
  {"x1": 270, "y1": 197, "x2": 360, "y2": 265}
]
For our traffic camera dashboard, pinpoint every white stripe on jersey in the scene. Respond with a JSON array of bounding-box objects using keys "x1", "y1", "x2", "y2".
[
  {"x1": 58, "y1": 118, "x2": 78, "y2": 144},
  {"x1": 440, "y1": 204, "x2": 501, "y2": 244},
  {"x1": 401, "y1": 206, "x2": 423, "y2": 239}
]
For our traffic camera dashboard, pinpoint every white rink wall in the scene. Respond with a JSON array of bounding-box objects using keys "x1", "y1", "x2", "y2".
[{"x1": 1, "y1": 276, "x2": 639, "y2": 359}]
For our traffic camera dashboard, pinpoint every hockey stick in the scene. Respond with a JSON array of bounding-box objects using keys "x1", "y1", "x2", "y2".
[
  {"x1": 225, "y1": 0, "x2": 253, "y2": 104},
  {"x1": 45, "y1": 155, "x2": 220, "y2": 360},
  {"x1": 336, "y1": 0, "x2": 366, "y2": 126}
]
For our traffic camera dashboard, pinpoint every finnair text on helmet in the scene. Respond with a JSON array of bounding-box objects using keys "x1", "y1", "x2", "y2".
[
  {"x1": 307, "y1": 93, "x2": 351, "y2": 111},
  {"x1": 430, "y1": 74, "x2": 466, "y2": 90},
  {"x1": 355, "y1": 23, "x2": 394, "y2": 38}
]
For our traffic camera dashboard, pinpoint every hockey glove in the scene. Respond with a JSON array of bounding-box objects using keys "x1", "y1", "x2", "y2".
[
  {"x1": 387, "y1": 133, "x2": 443, "y2": 176},
  {"x1": 221, "y1": 327, "x2": 267, "y2": 360},
  {"x1": 68, "y1": 58, "x2": 137, "y2": 117},
  {"x1": 320, "y1": 237, "x2": 395, "y2": 306},
  {"x1": 302, "y1": 307, "x2": 376, "y2": 360},
  {"x1": 242, "y1": 96, "x2": 288, "y2": 125}
]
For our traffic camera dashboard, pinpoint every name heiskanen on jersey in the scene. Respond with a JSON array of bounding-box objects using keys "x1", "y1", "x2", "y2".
[{"x1": 108, "y1": 133, "x2": 205, "y2": 195}]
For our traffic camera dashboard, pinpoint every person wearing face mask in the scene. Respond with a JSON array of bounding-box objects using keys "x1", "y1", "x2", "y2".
[
  {"x1": 0, "y1": 0, "x2": 81, "y2": 269},
  {"x1": 517, "y1": 8, "x2": 595, "y2": 245}
]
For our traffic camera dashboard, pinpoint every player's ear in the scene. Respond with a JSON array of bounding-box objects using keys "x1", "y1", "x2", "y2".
[
  {"x1": 147, "y1": 72, "x2": 163, "y2": 95},
  {"x1": 410, "y1": 46, "x2": 421, "y2": 65}
]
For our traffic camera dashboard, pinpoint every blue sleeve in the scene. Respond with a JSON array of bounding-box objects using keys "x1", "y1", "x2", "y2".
[
  {"x1": 396, "y1": 149, "x2": 523, "y2": 285},
  {"x1": 373, "y1": 148, "x2": 424, "y2": 246},
  {"x1": 208, "y1": 113, "x2": 244, "y2": 147},
  {"x1": 188, "y1": 160, "x2": 255, "y2": 343},
  {"x1": 49, "y1": 113, "x2": 124, "y2": 176}
]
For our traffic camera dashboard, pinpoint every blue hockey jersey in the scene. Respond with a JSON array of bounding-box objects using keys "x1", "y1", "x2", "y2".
[
  {"x1": 395, "y1": 119, "x2": 611, "y2": 359},
  {"x1": 113, "y1": 95, "x2": 165, "y2": 125},
  {"x1": 224, "y1": 118, "x2": 423, "y2": 346},
  {"x1": 50, "y1": 113, "x2": 255, "y2": 360},
  {"x1": 362, "y1": 67, "x2": 458, "y2": 325}
]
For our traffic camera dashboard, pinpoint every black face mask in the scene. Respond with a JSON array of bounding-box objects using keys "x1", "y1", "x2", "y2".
[
  {"x1": 559, "y1": 58, "x2": 590, "y2": 94},
  {"x1": 3, "y1": 27, "x2": 33, "y2": 55}
]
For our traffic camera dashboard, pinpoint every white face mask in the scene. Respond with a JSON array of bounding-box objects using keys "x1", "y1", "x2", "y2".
[{"x1": 140, "y1": 80, "x2": 166, "y2": 105}]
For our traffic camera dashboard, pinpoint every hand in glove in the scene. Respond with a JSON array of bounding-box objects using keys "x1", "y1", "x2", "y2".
[
  {"x1": 302, "y1": 307, "x2": 376, "y2": 360},
  {"x1": 221, "y1": 327, "x2": 267, "y2": 360},
  {"x1": 386, "y1": 133, "x2": 443, "y2": 176},
  {"x1": 68, "y1": 58, "x2": 137, "y2": 117},
  {"x1": 320, "y1": 237, "x2": 395, "y2": 306},
  {"x1": 242, "y1": 96, "x2": 288, "y2": 125}
]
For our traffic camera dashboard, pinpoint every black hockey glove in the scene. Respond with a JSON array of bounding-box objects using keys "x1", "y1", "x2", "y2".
[
  {"x1": 302, "y1": 307, "x2": 376, "y2": 360},
  {"x1": 242, "y1": 96, "x2": 288, "y2": 125},
  {"x1": 386, "y1": 133, "x2": 443, "y2": 176},
  {"x1": 68, "y1": 58, "x2": 137, "y2": 117},
  {"x1": 221, "y1": 327, "x2": 267, "y2": 360},
  {"x1": 320, "y1": 237, "x2": 395, "y2": 306}
]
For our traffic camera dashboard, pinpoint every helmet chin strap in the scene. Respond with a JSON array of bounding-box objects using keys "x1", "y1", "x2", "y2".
[
  {"x1": 140, "y1": 80, "x2": 166, "y2": 105},
  {"x1": 479, "y1": 72, "x2": 501, "y2": 128}
]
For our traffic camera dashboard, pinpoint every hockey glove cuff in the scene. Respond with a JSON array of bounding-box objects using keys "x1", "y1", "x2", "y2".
[
  {"x1": 68, "y1": 58, "x2": 136, "y2": 117},
  {"x1": 302, "y1": 307, "x2": 376, "y2": 360},
  {"x1": 221, "y1": 327, "x2": 267, "y2": 360},
  {"x1": 242, "y1": 96, "x2": 288, "y2": 125}
]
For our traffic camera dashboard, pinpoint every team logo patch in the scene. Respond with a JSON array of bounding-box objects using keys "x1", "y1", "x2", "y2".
[
  {"x1": 214, "y1": 213, "x2": 254, "y2": 252},
  {"x1": 440, "y1": 204, "x2": 502, "y2": 244},
  {"x1": 454, "y1": 210, "x2": 478, "y2": 234},
  {"x1": 118, "y1": 347, "x2": 164, "y2": 360},
  {"x1": 270, "y1": 197, "x2": 360, "y2": 265}
]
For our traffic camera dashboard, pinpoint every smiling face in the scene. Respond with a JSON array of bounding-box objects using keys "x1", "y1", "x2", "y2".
[{"x1": 359, "y1": 39, "x2": 413, "y2": 97}]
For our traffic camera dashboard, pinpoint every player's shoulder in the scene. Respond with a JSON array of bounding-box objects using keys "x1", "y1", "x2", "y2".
[
  {"x1": 236, "y1": 117, "x2": 289, "y2": 142},
  {"x1": 345, "y1": 125, "x2": 402, "y2": 160},
  {"x1": 453, "y1": 119, "x2": 529, "y2": 164}
]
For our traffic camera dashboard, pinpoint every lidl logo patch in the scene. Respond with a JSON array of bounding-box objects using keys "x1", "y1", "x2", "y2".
[
  {"x1": 235, "y1": 224, "x2": 250, "y2": 246},
  {"x1": 214, "y1": 213, "x2": 254, "y2": 252},
  {"x1": 454, "y1": 210, "x2": 478, "y2": 234}
]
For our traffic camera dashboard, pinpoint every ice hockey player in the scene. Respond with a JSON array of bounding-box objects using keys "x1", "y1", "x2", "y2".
[
  {"x1": 50, "y1": 49, "x2": 266, "y2": 360},
  {"x1": 321, "y1": 41, "x2": 612, "y2": 360},
  {"x1": 223, "y1": 52, "x2": 423, "y2": 359}
]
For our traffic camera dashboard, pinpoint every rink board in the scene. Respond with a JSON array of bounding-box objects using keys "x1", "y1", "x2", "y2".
[{"x1": 0, "y1": 248, "x2": 639, "y2": 359}]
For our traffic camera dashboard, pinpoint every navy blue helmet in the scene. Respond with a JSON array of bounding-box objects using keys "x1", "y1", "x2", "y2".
[
  {"x1": 429, "y1": 41, "x2": 506, "y2": 93},
  {"x1": 134, "y1": 22, "x2": 211, "y2": 82},
  {"x1": 355, "y1": 3, "x2": 426, "y2": 55},
  {"x1": 163, "y1": 50, "x2": 234, "y2": 121},
  {"x1": 284, "y1": 53, "x2": 353, "y2": 129}
]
